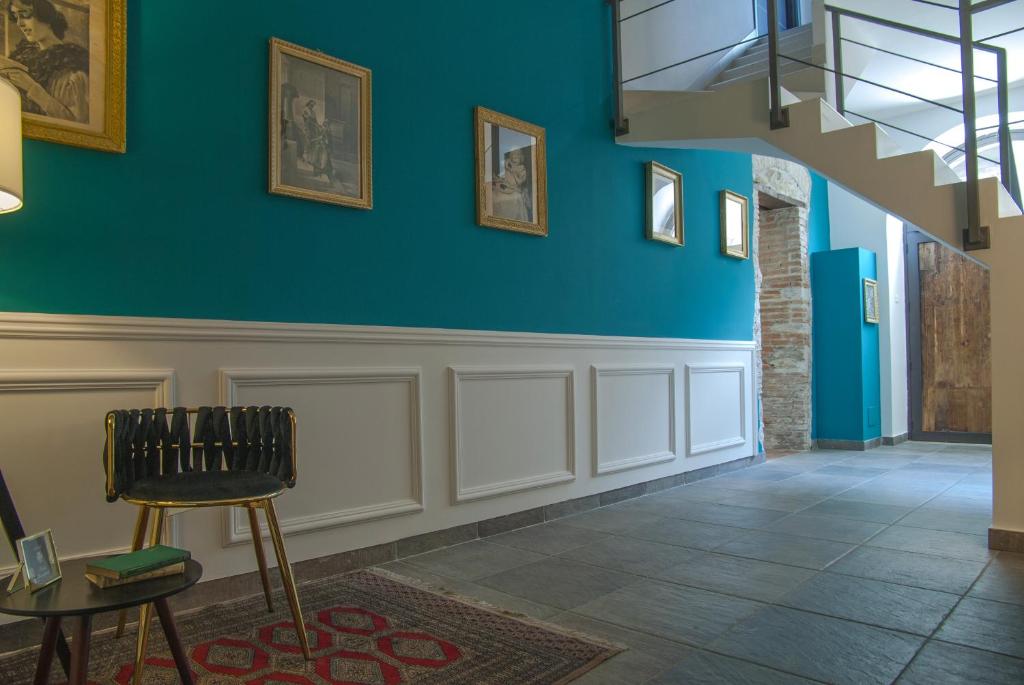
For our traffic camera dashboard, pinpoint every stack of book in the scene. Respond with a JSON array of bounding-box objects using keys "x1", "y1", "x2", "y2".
[{"x1": 85, "y1": 545, "x2": 190, "y2": 589}]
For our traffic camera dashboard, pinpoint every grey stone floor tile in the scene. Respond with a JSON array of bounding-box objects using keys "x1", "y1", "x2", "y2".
[
  {"x1": 832, "y1": 485, "x2": 946, "y2": 508},
  {"x1": 779, "y1": 572, "x2": 959, "y2": 635},
  {"x1": 935, "y1": 597, "x2": 1024, "y2": 658},
  {"x1": 559, "y1": 535, "x2": 704, "y2": 576},
  {"x1": 658, "y1": 484, "x2": 747, "y2": 502},
  {"x1": 829, "y1": 546, "x2": 986, "y2": 594},
  {"x1": 553, "y1": 612, "x2": 692, "y2": 663},
  {"x1": 661, "y1": 501, "x2": 791, "y2": 529},
  {"x1": 896, "y1": 641, "x2": 1024, "y2": 684},
  {"x1": 652, "y1": 551, "x2": 815, "y2": 603},
  {"x1": 716, "y1": 490, "x2": 822, "y2": 513},
  {"x1": 401, "y1": 540, "x2": 545, "y2": 581},
  {"x1": 570, "y1": 649, "x2": 672, "y2": 684},
  {"x1": 898, "y1": 508, "x2": 992, "y2": 536},
  {"x1": 650, "y1": 650, "x2": 817, "y2": 684},
  {"x1": 715, "y1": 530, "x2": 855, "y2": 570},
  {"x1": 712, "y1": 606, "x2": 923, "y2": 685},
  {"x1": 375, "y1": 561, "x2": 560, "y2": 619},
  {"x1": 925, "y1": 494, "x2": 992, "y2": 515},
  {"x1": 895, "y1": 462, "x2": 980, "y2": 476},
  {"x1": 575, "y1": 579, "x2": 764, "y2": 647},
  {"x1": 968, "y1": 552, "x2": 1024, "y2": 606},
  {"x1": 866, "y1": 526, "x2": 994, "y2": 562},
  {"x1": 562, "y1": 507, "x2": 665, "y2": 535},
  {"x1": 625, "y1": 516, "x2": 747, "y2": 551},
  {"x1": 800, "y1": 498, "x2": 914, "y2": 524},
  {"x1": 488, "y1": 522, "x2": 610, "y2": 555},
  {"x1": 814, "y1": 464, "x2": 890, "y2": 478},
  {"x1": 477, "y1": 557, "x2": 638, "y2": 610},
  {"x1": 764, "y1": 473, "x2": 866, "y2": 498},
  {"x1": 760, "y1": 512, "x2": 887, "y2": 544}
]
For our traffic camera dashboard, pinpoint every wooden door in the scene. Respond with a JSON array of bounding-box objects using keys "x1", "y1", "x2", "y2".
[{"x1": 906, "y1": 231, "x2": 991, "y2": 442}]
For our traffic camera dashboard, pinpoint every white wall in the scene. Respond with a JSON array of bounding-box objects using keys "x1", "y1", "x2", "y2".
[
  {"x1": 827, "y1": 185, "x2": 909, "y2": 439},
  {"x1": 0, "y1": 312, "x2": 756, "y2": 602},
  {"x1": 621, "y1": 0, "x2": 757, "y2": 91}
]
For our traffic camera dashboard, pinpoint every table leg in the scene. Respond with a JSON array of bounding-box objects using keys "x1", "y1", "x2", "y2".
[
  {"x1": 32, "y1": 615, "x2": 61, "y2": 685},
  {"x1": 154, "y1": 598, "x2": 193, "y2": 685},
  {"x1": 68, "y1": 615, "x2": 92, "y2": 685}
]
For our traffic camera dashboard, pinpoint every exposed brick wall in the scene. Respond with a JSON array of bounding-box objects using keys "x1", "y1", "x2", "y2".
[{"x1": 756, "y1": 204, "x2": 813, "y2": 451}]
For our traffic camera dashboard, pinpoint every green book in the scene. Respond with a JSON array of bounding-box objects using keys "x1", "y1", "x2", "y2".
[{"x1": 86, "y1": 545, "x2": 191, "y2": 580}]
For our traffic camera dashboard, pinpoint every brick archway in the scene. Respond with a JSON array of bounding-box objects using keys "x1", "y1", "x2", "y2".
[{"x1": 752, "y1": 156, "x2": 813, "y2": 452}]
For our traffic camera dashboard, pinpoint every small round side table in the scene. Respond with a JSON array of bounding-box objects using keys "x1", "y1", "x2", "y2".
[{"x1": 0, "y1": 557, "x2": 202, "y2": 685}]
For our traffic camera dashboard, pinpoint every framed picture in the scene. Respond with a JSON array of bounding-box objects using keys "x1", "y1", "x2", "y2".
[
  {"x1": 0, "y1": 0, "x2": 126, "y2": 153},
  {"x1": 475, "y1": 106, "x2": 547, "y2": 236},
  {"x1": 269, "y1": 37, "x2": 372, "y2": 209},
  {"x1": 17, "y1": 529, "x2": 60, "y2": 592},
  {"x1": 646, "y1": 161, "x2": 683, "y2": 246},
  {"x1": 720, "y1": 190, "x2": 749, "y2": 259},
  {"x1": 863, "y1": 278, "x2": 880, "y2": 324}
]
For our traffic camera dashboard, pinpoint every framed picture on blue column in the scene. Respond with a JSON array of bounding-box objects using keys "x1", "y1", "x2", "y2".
[{"x1": 863, "y1": 278, "x2": 880, "y2": 324}]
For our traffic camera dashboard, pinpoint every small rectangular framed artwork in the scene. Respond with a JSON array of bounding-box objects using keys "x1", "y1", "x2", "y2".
[
  {"x1": 720, "y1": 190, "x2": 749, "y2": 259},
  {"x1": 646, "y1": 161, "x2": 683, "y2": 246},
  {"x1": 17, "y1": 529, "x2": 60, "y2": 593},
  {"x1": 863, "y1": 278, "x2": 880, "y2": 323},
  {"x1": 0, "y1": 0, "x2": 126, "y2": 152},
  {"x1": 269, "y1": 37, "x2": 372, "y2": 209},
  {"x1": 475, "y1": 106, "x2": 547, "y2": 236}
]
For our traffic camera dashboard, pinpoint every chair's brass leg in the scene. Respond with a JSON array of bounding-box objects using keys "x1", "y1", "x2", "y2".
[
  {"x1": 116, "y1": 505, "x2": 151, "y2": 638},
  {"x1": 132, "y1": 507, "x2": 164, "y2": 685},
  {"x1": 247, "y1": 504, "x2": 274, "y2": 612},
  {"x1": 262, "y1": 499, "x2": 311, "y2": 660}
]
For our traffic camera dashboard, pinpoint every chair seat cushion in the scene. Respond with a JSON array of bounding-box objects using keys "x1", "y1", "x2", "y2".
[{"x1": 125, "y1": 471, "x2": 284, "y2": 504}]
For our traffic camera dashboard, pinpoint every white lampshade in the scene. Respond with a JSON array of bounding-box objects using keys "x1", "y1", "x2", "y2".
[{"x1": 0, "y1": 79, "x2": 23, "y2": 214}]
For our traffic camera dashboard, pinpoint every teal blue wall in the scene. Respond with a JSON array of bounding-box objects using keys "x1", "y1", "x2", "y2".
[
  {"x1": 811, "y1": 247, "x2": 881, "y2": 442},
  {"x1": 807, "y1": 172, "x2": 831, "y2": 439},
  {"x1": 0, "y1": 0, "x2": 767, "y2": 341}
]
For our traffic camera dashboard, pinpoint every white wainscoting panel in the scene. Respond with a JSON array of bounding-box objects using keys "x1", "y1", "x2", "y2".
[
  {"x1": 450, "y1": 367, "x2": 576, "y2": 503},
  {"x1": 220, "y1": 367, "x2": 424, "y2": 544},
  {"x1": 0, "y1": 370, "x2": 175, "y2": 568},
  {"x1": 686, "y1": 363, "x2": 747, "y2": 456},
  {"x1": 592, "y1": 365, "x2": 675, "y2": 475}
]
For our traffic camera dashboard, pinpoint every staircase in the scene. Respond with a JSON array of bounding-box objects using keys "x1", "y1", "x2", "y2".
[
  {"x1": 707, "y1": 25, "x2": 823, "y2": 98},
  {"x1": 617, "y1": 80, "x2": 1021, "y2": 264}
]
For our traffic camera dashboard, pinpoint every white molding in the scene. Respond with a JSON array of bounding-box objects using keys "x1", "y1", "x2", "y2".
[
  {"x1": 685, "y1": 363, "x2": 747, "y2": 456},
  {"x1": 220, "y1": 367, "x2": 424, "y2": 545},
  {"x1": 591, "y1": 365, "x2": 676, "y2": 475},
  {"x1": 449, "y1": 366, "x2": 576, "y2": 503},
  {"x1": 0, "y1": 311, "x2": 755, "y2": 352}
]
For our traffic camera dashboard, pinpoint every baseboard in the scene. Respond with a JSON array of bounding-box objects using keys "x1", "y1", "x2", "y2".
[
  {"x1": 0, "y1": 452, "x2": 761, "y2": 652},
  {"x1": 816, "y1": 437, "x2": 882, "y2": 451},
  {"x1": 988, "y1": 527, "x2": 1024, "y2": 553},
  {"x1": 882, "y1": 433, "x2": 909, "y2": 446}
]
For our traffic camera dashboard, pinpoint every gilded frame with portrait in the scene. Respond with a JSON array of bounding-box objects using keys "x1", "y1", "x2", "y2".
[
  {"x1": 0, "y1": 0, "x2": 126, "y2": 153},
  {"x1": 475, "y1": 106, "x2": 548, "y2": 236}
]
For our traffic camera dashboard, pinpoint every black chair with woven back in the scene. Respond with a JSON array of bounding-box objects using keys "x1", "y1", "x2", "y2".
[{"x1": 103, "y1": 405, "x2": 311, "y2": 683}]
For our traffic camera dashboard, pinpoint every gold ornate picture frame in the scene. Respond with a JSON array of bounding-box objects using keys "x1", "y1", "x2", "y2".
[
  {"x1": 720, "y1": 189, "x2": 749, "y2": 259},
  {"x1": 1, "y1": 0, "x2": 126, "y2": 153},
  {"x1": 269, "y1": 37, "x2": 372, "y2": 209},
  {"x1": 864, "y1": 278, "x2": 880, "y2": 324},
  {"x1": 475, "y1": 106, "x2": 547, "y2": 236},
  {"x1": 646, "y1": 161, "x2": 683, "y2": 246}
]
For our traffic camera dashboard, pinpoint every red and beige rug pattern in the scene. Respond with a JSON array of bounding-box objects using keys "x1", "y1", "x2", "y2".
[{"x1": 0, "y1": 569, "x2": 622, "y2": 684}]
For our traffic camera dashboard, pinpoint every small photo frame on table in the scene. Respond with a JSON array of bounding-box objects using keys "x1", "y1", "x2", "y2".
[
  {"x1": 16, "y1": 529, "x2": 60, "y2": 593},
  {"x1": 475, "y1": 106, "x2": 548, "y2": 236},
  {"x1": 720, "y1": 190, "x2": 749, "y2": 259},
  {"x1": 863, "y1": 278, "x2": 880, "y2": 323},
  {"x1": 269, "y1": 37, "x2": 372, "y2": 209},
  {"x1": 646, "y1": 161, "x2": 684, "y2": 246}
]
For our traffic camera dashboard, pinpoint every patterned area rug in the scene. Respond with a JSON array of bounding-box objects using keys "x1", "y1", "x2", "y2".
[{"x1": 0, "y1": 568, "x2": 621, "y2": 684}]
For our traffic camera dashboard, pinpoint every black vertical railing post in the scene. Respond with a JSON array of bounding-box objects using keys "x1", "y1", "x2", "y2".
[
  {"x1": 994, "y1": 47, "x2": 1021, "y2": 207},
  {"x1": 768, "y1": 0, "x2": 790, "y2": 128},
  {"x1": 959, "y1": 0, "x2": 988, "y2": 250},
  {"x1": 607, "y1": 0, "x2": 629, "y2": 136},
  {"x1": 830, "y1": 10, "x2": 845, "y2": 115}
]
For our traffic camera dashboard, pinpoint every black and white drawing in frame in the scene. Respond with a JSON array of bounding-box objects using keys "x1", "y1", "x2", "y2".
[
  {"x1": 269, "y1": 37, "x2": 372, "y2": 209},
  {"x1": 646, "y1": 161, "x2": 683, "y2": 246},
  {"x1": 16, "y1": 529, "x2": 61, "y2": 592},
  {"x1": 864, "y1": 277, "x2": 880, "y2": 324},
  {"x1": 475, "y1": 106, "x2": 547, "y2": 236}
]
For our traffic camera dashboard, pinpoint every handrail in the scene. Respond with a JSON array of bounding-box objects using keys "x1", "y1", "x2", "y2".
[
  {"x1": 620, "y1": 0, "x2": 678, "y2": 22},
  {"x1": 823, "y1": 4, "x2": 1002, "y2": 53},
  {"x1": 845, "y1": 110, "x2": 1002, "y2": 166},
  {"x1": 608, "y1": 0, "x2": 629, "y2": 135},
  {"x1": 839, "y1": 36, "x2": 998, "y2": 84},
  {"x1": 622, "y1": 32, "x2": 767, "y2": 84}
]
